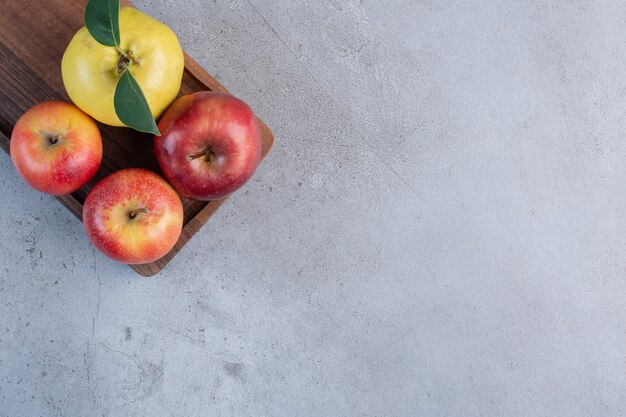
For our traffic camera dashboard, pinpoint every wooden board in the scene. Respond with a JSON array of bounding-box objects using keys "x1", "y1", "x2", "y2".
[{"x1": 0, "y1": 0, "x2": 274, "y2": 276}]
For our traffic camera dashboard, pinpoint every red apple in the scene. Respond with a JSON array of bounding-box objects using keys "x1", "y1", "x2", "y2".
[
  {"x1": 83, "y1": 168, "x2": 184, "y2": 264},
  {"x1": 154, "y1": 92, "x2": 262, "y2": 200},
  {"x1": 10, "y1": 101, "x2": 102, "y2": 195}
]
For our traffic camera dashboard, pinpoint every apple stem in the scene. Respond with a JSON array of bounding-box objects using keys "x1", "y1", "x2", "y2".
[
  {"x1": 128, "y1": 207, "x2": 148, "y2": 219},
  {"x1": 49, "y1": 134, "x2": 61, "y2": 145},
  {"x1": 186, "y1": 148, "x2": 215, "y2": 162},
  {"x1": 117, "y1": 50, "x2": 132, "y2": 74}
]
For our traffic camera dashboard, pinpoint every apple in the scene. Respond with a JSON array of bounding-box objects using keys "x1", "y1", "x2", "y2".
[
  {"x1": 154, "y1": 92, "x2": 262, "y2": 200},
  {"x1": 10, "y1": 101, "x2": 102, "y2": 195},
  {"x1": 62, "y1": 7, "x2": 184, "y2": 127},
  {"x1": 83, "y1": 168, "x2": 183, "y2": 264}
]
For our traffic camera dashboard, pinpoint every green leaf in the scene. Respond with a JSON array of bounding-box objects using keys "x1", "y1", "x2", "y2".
[
  {"x1": 114, "y1": 70, "x2": 160, "y2": 135},
  {"x1": 84, "y1": 0, "x2": 120, "y2": 48}
]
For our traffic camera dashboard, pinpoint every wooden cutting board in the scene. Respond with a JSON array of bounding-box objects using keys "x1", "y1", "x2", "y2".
[{"x1": 0, "y1": 0, "x2": 274, "y2": 276}]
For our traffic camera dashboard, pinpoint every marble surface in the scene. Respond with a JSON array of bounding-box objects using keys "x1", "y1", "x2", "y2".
[{"x1": 2, "y1": 1, "x2": 626, "y2": 415}]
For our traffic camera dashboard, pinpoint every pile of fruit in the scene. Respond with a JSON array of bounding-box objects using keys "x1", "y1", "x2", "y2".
[{"x1": 9, "y1": 1, "x2": 263, "y2": 265}]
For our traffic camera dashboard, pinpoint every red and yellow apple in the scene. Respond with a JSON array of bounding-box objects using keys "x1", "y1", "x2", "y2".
[
  {"x1": 82, "y1": 168, "x2": 183, "y2": 264},
  {"x1": 10, "y1": 101, "x2": 102, "y2": 195},
  {"x1": 153, "y1": 92, "x2": 262, "y2": 200}
]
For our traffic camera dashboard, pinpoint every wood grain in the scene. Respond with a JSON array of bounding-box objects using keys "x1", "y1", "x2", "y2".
[{"x1": 0, "y1": 0, "x2": 274, "y2": 276}]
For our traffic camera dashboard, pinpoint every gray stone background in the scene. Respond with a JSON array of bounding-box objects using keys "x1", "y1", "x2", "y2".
[{"x1": 2, "y1": 0, "x2": 626, "y2": 415}]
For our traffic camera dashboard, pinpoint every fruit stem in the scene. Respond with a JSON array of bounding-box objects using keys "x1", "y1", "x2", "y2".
[
  {"x1": 48, "y1": 134, "x2": 61, "y2": 145},
  {"x1": 116, "y1": 49, "x2": 132, "y2": 74},
  {"x1": 186, "y1": 148, "x2": 215, "y2": 162},
  {"x1": 128, "y1": 207, "x2": 148, "y2": 219}
]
